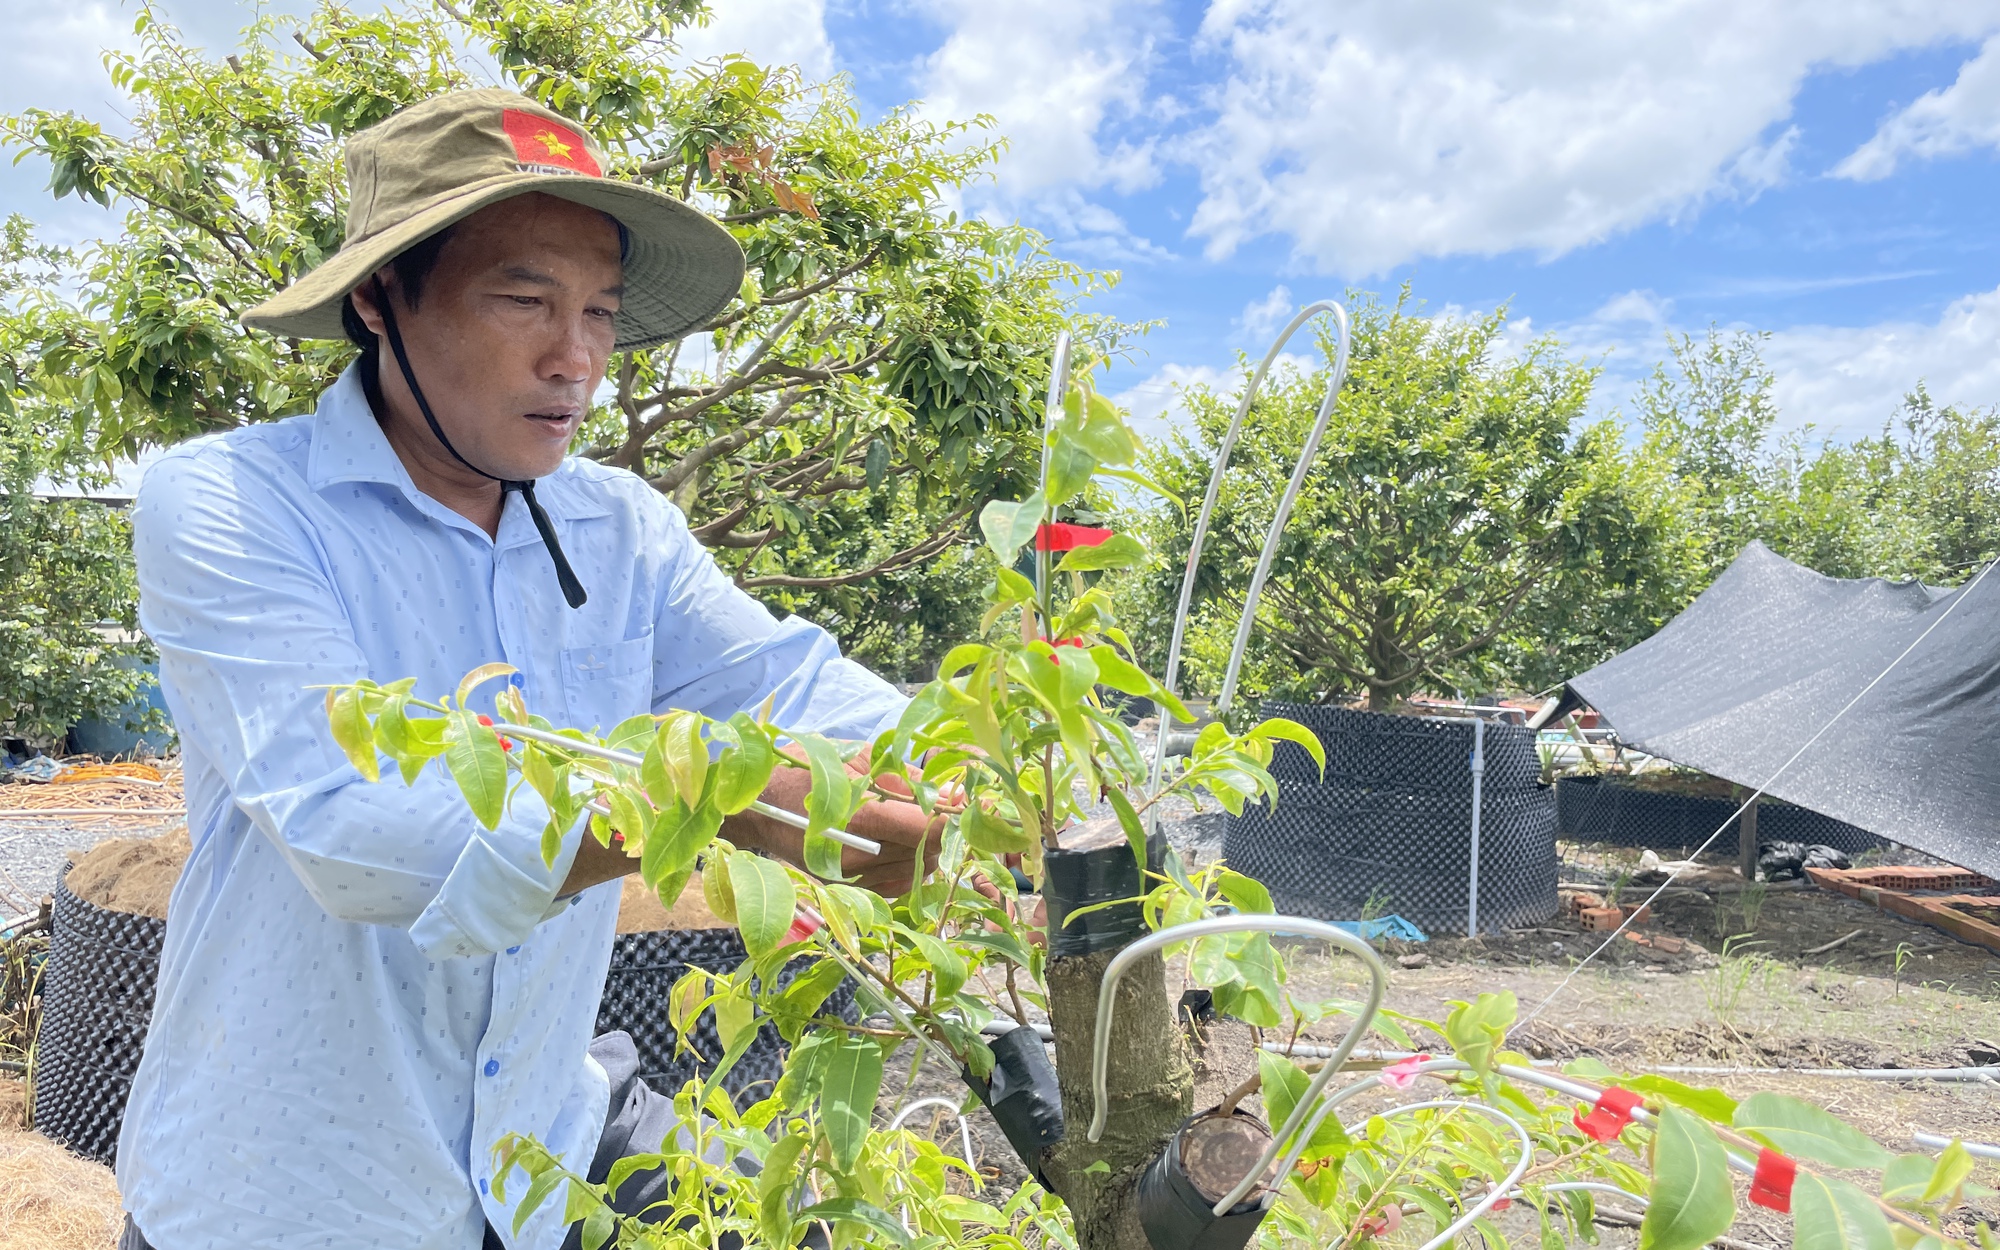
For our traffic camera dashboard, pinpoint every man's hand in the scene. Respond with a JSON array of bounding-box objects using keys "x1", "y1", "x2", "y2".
[{"x1": 729, "y1": 748, "x2": 942, "y2": 896}]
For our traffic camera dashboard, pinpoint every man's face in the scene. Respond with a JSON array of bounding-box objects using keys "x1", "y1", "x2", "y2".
[{"x1": 359, "y1": 193, "x2": 624, "y2": 481}]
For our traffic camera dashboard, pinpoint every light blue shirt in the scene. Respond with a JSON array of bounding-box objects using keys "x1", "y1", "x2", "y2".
[{"x1": 119, "y1": 366, "x2": 904, "y2": 1250}]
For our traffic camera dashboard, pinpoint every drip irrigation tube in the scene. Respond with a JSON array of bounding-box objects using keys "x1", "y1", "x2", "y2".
[
  {"x1": 1260, "y1": 1042, "x2": 2000, "y2": 1083},
  {"x1": 1912, "y1": 1133, "x2": 2000, "y2": 1162}
]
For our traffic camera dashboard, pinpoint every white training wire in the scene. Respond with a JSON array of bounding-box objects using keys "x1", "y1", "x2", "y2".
[
  {"x1": 889, "y1": 1096, "x2": 978, "y2": 1169},
  {"x1": 1334, "y1": 1100, "x2": 1535, "y2": 1250},
  {"x1": 1512, "y1": 553, "x2": 2000, "y2": 1038}
]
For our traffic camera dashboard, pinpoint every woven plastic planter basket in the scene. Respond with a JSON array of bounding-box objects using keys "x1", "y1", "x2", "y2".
[
  {"x1": 32, "y1": 874, "x2": 165, "y2": 1164},
  {"x1": 31, "y1": 879, "x2": 848, "y2": 1163},
  {"x1": 1555, "y1": 775, "x2": 1885, "y2": 855},
  {"x1": 1222, "y1": 703, "x2": 1558, "y2": 936}
]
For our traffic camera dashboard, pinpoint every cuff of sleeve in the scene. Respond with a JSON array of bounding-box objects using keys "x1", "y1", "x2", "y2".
[{"x1": 409, "y1": 798, "x2": 584, "y2": 959}]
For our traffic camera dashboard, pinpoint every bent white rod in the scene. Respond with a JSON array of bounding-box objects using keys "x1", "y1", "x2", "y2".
[
  {"x1": 1083, "y1": 914, "x2": 1387, "y2": 1216},
  {"x1": 1338, "y1": 1100, "x2": 1534, "y2": 1250},
  {"x1": 498, "y1": 720, "x2": 882, "y2": 856},
  {"x1": 889, "y1": 1095, "x2": 979, "y2": 1168},
  {"x1": 1034, "y1": 330, "x2": 1074, "y2": 606},
  {"x1": 1146, "y1": 301, "x2": 1352, "y2": 801}
]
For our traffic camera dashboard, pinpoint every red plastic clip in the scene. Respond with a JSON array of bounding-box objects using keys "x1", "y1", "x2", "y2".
[
  {"x1": 475, "y1": 714, "x2": 515, "y2": 752},
  {"x1": 1035, "y1": 522, "x2": 1113, "y2": 551},
  {"x1": 1045, "y1": 637, "x2": 1089, "y2": 665},
  {"x1": 1749, "y1": 1149, "x2": 1797, "y2": 1213},
  {"x1": 783, "y1": 907, "x2": 824, "y2": 947},
  {"x1": 1573, "y1": 1086, "x2": 1643, "y2": 1142}
]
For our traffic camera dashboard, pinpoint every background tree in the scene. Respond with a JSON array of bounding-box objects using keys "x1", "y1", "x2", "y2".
[
  {"x1": 1129, "y1": 292, "x2": 1680, "y2": 711},
  {"x1": 0, "y1": 218, "x2": 155, "y2": 746},
  {"x1": 0, "y1": 0, "x2": 1112, "y2": 670}
]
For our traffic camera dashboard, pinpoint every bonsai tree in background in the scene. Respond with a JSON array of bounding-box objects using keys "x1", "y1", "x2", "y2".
[
  {"x1": 1130, "y1": 290, "x2": 1679, "y2": 711},
  {"x1": 0, "y1": 219, "x2": 156, "y2": 748},
  {"x1": 0, "y1": 0, "x2": 1115, "y2": 659},
  {"x1": 327, "y1": 371, "x2": 1995, "y2": 1250}
]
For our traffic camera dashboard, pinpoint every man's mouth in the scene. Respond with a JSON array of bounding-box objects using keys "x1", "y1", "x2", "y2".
[{"x1": 524, "y1": 409, "x2": 581, "y2": 429}]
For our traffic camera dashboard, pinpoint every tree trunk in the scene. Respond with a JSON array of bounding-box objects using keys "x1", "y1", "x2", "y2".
[{"x1": 1042, "y1": 948, "x2": 1194, "y2": 1250}]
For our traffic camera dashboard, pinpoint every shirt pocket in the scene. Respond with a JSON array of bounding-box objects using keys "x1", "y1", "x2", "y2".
[{"x1": 559, "y1": 631, "x2": 655, "y2": 732}]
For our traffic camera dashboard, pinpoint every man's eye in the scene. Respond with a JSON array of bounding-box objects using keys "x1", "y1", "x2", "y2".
[
  {"x1": 587, "y1": 306, "x2": 617, "y2": 319},
  {"x1": 510, "y1": 295, "x2": 541, "y2": 307}
]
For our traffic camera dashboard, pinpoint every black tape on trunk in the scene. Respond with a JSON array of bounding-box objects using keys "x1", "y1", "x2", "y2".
[
  {"x1": 1136, "y1": 1108, "x2": 1278, "y2": 1250},
  {"x1": 1043, "y1": 822, "x2": 1165, "y2": 957},
  {"x1": 962, "y1": 1023, "x2": 1065, "y2": 1187}
]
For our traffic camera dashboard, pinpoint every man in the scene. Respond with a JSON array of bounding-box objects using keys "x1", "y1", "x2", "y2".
[{"x1": 119, "y1": 88, "x2": 934, "y2": 1248}]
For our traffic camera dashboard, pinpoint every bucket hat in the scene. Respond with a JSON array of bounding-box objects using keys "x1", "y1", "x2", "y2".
[{"x1": 243, "y1": 88, "x2": 744, "y2": 351}]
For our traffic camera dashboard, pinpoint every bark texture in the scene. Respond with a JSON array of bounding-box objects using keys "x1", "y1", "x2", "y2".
[{"x1": 1042, "y1": 949, "x2": 1193, "y2": 1250}]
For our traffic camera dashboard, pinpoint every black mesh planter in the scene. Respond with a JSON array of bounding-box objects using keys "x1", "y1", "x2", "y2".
[
  {"x1": 33, "y1": 877, "x2": 850, "y2": 1163},
  {"x1": 33, "y1": 873, "x2": 165, "y2": 1164},
  {"x1": 1555, "y1": 775, "x2": 1886, "y2": 856},
  {"x1": 595, "y1": 927, "x2": 856, "y2": 1103},
  {"x1": 1222, "y1": 704, "x2": 1557, "y2": 936}
]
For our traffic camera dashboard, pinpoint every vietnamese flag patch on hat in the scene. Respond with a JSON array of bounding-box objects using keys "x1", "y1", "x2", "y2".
[{"x1": 502, "y1": 108, "x2": 601, "y2": 177}]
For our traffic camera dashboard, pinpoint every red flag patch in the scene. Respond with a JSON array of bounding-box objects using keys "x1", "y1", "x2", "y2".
[{"x1": 502, "y1": 109, "x2": 601, "y2": 177}]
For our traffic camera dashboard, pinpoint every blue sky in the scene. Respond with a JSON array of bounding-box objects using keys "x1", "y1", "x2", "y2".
[{"x1": 9, "y1": 0, "x2": 2000, "y2": 443}]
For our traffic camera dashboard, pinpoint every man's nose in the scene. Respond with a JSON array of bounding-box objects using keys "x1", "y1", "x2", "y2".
[{"x1": 541, "y1": 315, "x2": 597, "y2": 383}]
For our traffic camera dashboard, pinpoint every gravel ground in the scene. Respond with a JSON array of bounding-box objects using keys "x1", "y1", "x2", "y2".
[{"x1": 0, "y1": 816, "x2": 183, "y2": 912}]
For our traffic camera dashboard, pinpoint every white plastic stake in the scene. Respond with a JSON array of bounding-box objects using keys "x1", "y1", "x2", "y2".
[{"x1": 1468, "y1": 717, "x2": 1485, "y2": 938}]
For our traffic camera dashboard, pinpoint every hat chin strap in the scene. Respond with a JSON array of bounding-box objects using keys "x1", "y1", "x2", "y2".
[{"x1": 372, "y1": 278, "x2": 588, "y2": 610}]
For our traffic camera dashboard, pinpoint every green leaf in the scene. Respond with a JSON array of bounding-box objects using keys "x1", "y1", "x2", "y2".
[
  {"x1": 1882, "y1": 1154, "x2": 1936, "y2": 1202},
  {"x1": 795, "y1": 1198, "x2": 908, "y2": 1246},
  {"x1": 702, "y1": 860, "x2": 737, "y2": 925},
  {"x1": 712, "y1": 714, "x2": 776, "y2": 814},
  {"x1": 1053, "y1": 532, "x2": 1147, "y2": 573},
  {"x1": 606, "y1": 714, "x2": 657, "y2": 754},
  {"x1": 1922, "y1": 1139, "x2": 1973, "y2": 1205},
  {"x1": 714, "y1": 983, "x2": 758, "y2": 1054},
  {"x1": 728, "y1": 850, "x2": 796, "y2": 959},
  {"x1": 1106, "y1": 786, "x2": 1148, "y2": 872},
  {"x1": 1044, "y1": 438, "x2": 1097, "y2": 506},
  {"x1": 1733, "y1": 1092, "x2": 1894, "y2": 1170},
  {"x1": 820, "y1": 1034, "x2": 886, "y2": 1173},
  {"x1": 908, "y1": 929, "x2": 967, "y2": 998},
  {"x1": 795, "y1": 734, "x2": 855, "y2": 879},
  {"x1": 657, "y1": 712, "x2": 708, "y2": 805},
  {"x1": 1216, "y1": 869, "x2": 1274, "y2": 915},
  {"x1": 1257, "y1": 1049, "x2": 1349, "y2": 1160},
  {"x1": 456, "y1": 662, "x2": 517, "y2": 713},
  {"x1": 961, "y1": 802, "x2": 1032, "y2": 855},
  {"x1": 1249, "y1": 716, "x2": 1327, "y2": 778},
  {"x1": 1792, "y1": 1172, "x2": 1895, "y2": 1250},
  {"x1": 444, "y1": 709, "x2": 507, "y2": 829},
  {"x1": 1622, "y1": 1075, "x2": 1736, "y2": 1124},
  {"x1": 1639, "y1": 1106, "x2": 1736, "y2": 1250},
  {"x1": 327, "y1": 687, "x2": 380, "y2": 782},
  {"x1": 978, "y1": 490, "x2": 1045, "y2": 562},
  {"x1": 1442, "y1": 992, "x2": 1516, "y2": 1076}
]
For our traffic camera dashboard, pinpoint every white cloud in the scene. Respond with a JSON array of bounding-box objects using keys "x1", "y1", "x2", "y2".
[
  {"x1": 1763, "y1": 286, "x2": 2000, "y2": 437},
  {"x1": 913, "y1": 0, "x2": 1164, "y2": 196},
  {"x1": 1236, "y1": 284, "x2": 1293, "y2": 343},
  {"x1": 1113, "y1": 362, "x2": 1236, "y2": 444},
  {"x1": 1835, "y1": 33, "x2": 2000, "y2": 180},
  {"x1": 675, "y1": 0, "x2": 835, "y2": 78},
  {"x1": 1185, "y1": 1, "x2": 2000, "y2": 275},
  {"x1": 1590, "y1": 290, "x2": 1675, "y2": 328}
]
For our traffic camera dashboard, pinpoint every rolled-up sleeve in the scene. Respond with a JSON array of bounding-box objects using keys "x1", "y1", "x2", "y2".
[
  {"x1": 645, "y1": 498, "x2": 908, "y2": 738},
  {"x1": 134, "y1": 449, "x2": 580, "y2": 958}
]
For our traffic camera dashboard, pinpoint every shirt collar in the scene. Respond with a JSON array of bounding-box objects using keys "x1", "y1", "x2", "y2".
[{"x1": 305, "y1": 365, "x2": 613, "y2": 536}]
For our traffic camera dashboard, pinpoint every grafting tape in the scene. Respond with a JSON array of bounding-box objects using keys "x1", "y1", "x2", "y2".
[
  {"x1": 961, "y1": 1025, "x2": 1065, "y2": 1187},
  {"x1": 1749, "y1": 1149, "x2": 1798, "y2": 1213},
  {"x1": 1573, "y1": 1085, "x2": 1643, "y2": 1143},
  {"x1": 1134, "y1": 1109, "x2": 1278, "y2": 1250},
  {"x1": 1043, "y1": 828, "x2": 1165, "y2": 957}
]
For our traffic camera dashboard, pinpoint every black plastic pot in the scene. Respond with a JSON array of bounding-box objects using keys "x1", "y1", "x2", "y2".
[
  {"x1": 1043, "y1": 822, "x2": 1166, "y2": 957},
  {"x1": 1136, "y1": 1108, "x2": 1278, "y2": 1250},
  {"x1": 961, "y1": 1023, "x2": 1065, "y2": 1186},
  {"x1": 1556, "y1": 775, "x2": 1885, "y2": 855},
  {"x1": 33, "y1": 873, "x2": 166, "y2": 1164}
]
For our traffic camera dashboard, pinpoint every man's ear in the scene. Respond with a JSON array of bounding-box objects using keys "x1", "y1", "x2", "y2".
[{"x1": 347, "y1": 270, "x2": 395, "y2": 336}]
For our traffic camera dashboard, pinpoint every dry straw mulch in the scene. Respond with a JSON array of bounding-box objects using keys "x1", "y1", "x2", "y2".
[{"x1": 0, "y1": 1081, "x2": 122, "y2": 1250}]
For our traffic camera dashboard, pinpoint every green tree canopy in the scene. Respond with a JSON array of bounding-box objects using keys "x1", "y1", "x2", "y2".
[
  {"x1": 1131, "y1": 292, "x2": 1684, "y2": 710},
  {"x1": 0, "y1": 0, "x2": 1113, "y2": 604}
]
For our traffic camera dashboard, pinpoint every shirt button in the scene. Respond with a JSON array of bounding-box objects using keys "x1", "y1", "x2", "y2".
[
  {"x1": 484, "y1": 1059, "x2": 500, "y2": 1077},
  {"x1": 506, "y1": 946, "x2": 520, "y2": 954},
  {"x1": 509, "y1": 673, "x2": 524, "y2": 688},
  {"x1": 480, "y1": 1178, "x2": 489, "y2": 1195}
]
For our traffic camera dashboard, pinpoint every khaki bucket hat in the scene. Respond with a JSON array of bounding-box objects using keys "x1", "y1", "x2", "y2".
[{"x1": 243, "y1": 88, "x2": 744, "y2": 352}]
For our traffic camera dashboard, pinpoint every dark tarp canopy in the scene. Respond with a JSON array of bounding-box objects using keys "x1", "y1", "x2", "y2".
[{"x1": 1543, "y1": 541, "x2": 2000, "y2": 881}]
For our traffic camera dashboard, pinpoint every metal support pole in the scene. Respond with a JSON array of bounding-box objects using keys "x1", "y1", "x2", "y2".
[
  {"x1": 1738, "y1": 794, "x2": 1759, "y2": 883},
  {"x1": 1467, "y1": 717, "x2": 1485, "y2": 938}
]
